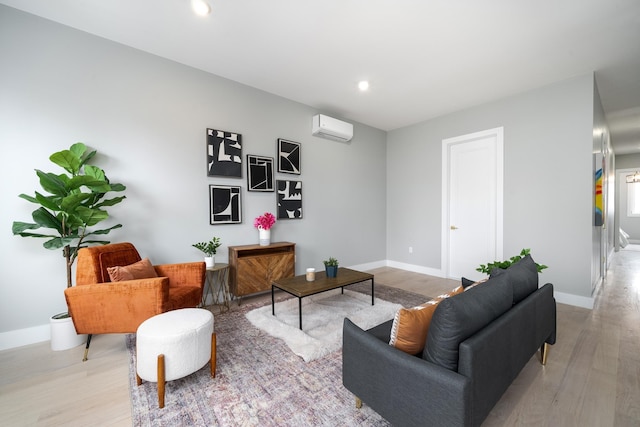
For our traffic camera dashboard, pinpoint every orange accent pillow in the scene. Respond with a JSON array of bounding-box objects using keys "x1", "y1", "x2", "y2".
[
  {"x1": 107, "y1": 258, "x2": 158, "y2": 282},
  {"x1": 389, "y1": 285, "x2": 464, "y2": 354}
]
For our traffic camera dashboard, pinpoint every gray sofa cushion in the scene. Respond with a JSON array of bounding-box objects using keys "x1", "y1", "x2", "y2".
[
  {"x1": 461, "y1": 277, "x2": 476, "y2": 288},
  {"x1": 366, "y1": 319, "x2": 394, "y2": 342},
  {"x1": 490, "y1": 254, "x2": 539, "y2": 304},
  {"x1": 423, "y1": 274, "x2": 513, "y2": 371}
]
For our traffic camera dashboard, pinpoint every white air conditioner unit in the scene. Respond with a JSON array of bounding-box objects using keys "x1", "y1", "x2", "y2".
[{"x1": 312, "y1": 114, "x2": 353, "y2": 142}]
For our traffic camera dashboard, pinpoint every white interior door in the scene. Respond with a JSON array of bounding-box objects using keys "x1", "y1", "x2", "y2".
[{"x1": 442, "y1": 128, "x2": 503, "y2": 281}]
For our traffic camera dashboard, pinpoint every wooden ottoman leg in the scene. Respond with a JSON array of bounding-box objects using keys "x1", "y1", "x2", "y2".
[
  {"x1": 157, "y1": 354, "x2": 165, "y2": 409},
  {"x1": 211, "y1": 332, "x2": 217, "y2": 378},
  {"x1": 136, "y1": 347, "x2": 142, "y2": 386}
]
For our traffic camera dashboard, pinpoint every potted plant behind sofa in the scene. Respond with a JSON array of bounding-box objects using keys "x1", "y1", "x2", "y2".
[
  {"x1": 192, "y1": 236, "x2": 221, "y2": 268},
  {"x1": 11, "y1": 142, "x2": 126, "y2": 350},
  {"x1": 323, "y1": 257, "x2": 339, "y2": 278},
  {"x1": 476, "y1": 248, "x2": 548, "y2": 275}
]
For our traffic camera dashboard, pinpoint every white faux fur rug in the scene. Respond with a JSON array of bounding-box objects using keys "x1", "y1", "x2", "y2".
[{"x1": 245, "y1": 289, "x2": 401, "y2": 362}]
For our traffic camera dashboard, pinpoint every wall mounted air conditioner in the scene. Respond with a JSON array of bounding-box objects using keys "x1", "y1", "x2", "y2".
[{"x1": 312, "y1": 114, "x2": 353, "y2": 142}]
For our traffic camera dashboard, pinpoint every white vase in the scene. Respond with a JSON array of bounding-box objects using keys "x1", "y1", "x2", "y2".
[
  {"x1": 259, "y1": 228, "x2": 271, "y2": 246},
  {"x1": 205, "y1": 256, "x2": 215, "y2": 268},
  {"x1": 50, "y1": 312, "x2": 87, "y2": 351}
]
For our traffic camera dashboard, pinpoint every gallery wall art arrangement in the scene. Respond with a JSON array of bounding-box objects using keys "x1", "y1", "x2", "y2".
[{"x1": 206, "y1": 129, "x2": 303, "y2": 225}]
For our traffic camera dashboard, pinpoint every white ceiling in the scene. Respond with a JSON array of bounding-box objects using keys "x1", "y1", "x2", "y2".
[{"x1": 3, "y1": 0, "x2": 640, "y2": 153}]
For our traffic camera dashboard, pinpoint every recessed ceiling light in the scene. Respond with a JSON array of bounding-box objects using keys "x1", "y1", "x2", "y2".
[
  {"x1": 192, "y1": 0, "x2": 211, "y2": 16},
  {"x1": 358, "y1": 81, "x2": 370, "y2": 91}
]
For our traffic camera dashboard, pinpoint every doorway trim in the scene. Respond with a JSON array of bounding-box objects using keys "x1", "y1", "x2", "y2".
[{"x1": 441, "y1": 127, "x2": 504, "y2": 278}]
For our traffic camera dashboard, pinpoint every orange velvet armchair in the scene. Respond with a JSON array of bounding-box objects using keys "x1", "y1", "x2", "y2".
[{"x1": 64, "y1": 242, "x2": 205, "y2": 361}]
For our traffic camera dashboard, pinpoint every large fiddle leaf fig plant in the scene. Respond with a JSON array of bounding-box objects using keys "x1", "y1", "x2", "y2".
[{"x1": 12, "y1": 142, "x2": 126, "y2": 288}]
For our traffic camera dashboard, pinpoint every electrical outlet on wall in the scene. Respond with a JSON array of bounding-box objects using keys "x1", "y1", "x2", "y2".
[{"x1": 409, "y1": 246, "x2": 413, "y2": 254}]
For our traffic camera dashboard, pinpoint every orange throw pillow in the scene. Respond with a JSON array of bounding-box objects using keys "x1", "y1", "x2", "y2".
[
  {"x1": 107, "y1": 258, "x2": 158, "y2": 282},
  {"x1": 389, "y1": 285, "x2": 463, "y2": 354}
]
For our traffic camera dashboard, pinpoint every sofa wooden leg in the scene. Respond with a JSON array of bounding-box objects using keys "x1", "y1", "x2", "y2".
[
  {"x1": 540, "y1": 342, "x2": 549, "y2": 365},
  {"x1": 157, "y1": 354, "x2": 165, "y2": 409},
  {"x1": 211, "y1": 332, "x2": 217, "y2": 378},
  {"x1": 355, "y1": 397, "x2": 362, "y2": 409}
]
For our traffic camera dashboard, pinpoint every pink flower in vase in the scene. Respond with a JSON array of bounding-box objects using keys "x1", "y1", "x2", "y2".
[{"x1": 254, "y1": 212, "x2": 276, "y2": 230}]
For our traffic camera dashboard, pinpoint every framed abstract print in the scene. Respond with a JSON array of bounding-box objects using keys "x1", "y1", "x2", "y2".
[
  {"x1": 207, "y1": 128, "x2": 242, "y2": 178},
  {"x1": 276, "y1": 180, "x2": 302, "y2": 219},
  {"x1": 209, "y1": 185, "x2": 242, "y2": 224},
  {"x1": 277, "y1": 138, "x2": 301, "y2": 175},
  {"x1": 247, "y1": 155, "x2": 274, "y2": 192}
]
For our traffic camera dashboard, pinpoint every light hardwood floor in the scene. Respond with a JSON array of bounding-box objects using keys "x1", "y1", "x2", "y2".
[{"x1": 1, "y1": 251, "x2": 639, "y2": 426}]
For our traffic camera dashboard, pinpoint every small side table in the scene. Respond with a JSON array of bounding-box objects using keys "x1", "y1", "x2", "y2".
[{"x1": 201, "y1": 263, "x2": 230, "y2": 312}]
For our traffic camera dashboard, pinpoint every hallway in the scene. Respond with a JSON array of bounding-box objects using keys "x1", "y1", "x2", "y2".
[{"x1": 483, "y1": 248, "x2": 640, "y2": 425}]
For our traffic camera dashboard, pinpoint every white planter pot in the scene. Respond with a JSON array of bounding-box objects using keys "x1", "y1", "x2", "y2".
[
  {"x1": 205, "y1": 256, "x2": 215, "y2": 268},
  {"x1": 259, "y1": 228, "x2": 271, "y2": 246},
  {"x1": 50, "y1": 312, "x2": 87, "y2": 351}
]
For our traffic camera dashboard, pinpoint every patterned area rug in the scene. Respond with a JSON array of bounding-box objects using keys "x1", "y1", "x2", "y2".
[
  {"x1": 246, "y1": 289, "x2": 402, "y2": 362},
  {"x1": 127, "y1": 283, "x2": 429, "y2": 426}
]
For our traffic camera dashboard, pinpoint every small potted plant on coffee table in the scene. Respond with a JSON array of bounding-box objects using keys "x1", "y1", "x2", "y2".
[{"x1": 323, "y1": 257, "x2": 339, "y2": 278}]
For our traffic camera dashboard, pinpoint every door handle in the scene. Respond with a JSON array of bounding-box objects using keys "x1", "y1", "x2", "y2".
[{"x1": 450, "y1": 225, "x2": 459, "y2": 230}]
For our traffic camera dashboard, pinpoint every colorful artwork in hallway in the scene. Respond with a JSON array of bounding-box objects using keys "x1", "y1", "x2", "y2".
[{"x1": 594, "y1": 152, "x2": 604, "y2": 227}]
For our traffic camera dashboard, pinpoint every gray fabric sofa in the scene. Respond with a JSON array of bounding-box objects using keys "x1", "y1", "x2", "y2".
[{"x1": 342, "y1": 255, "x2": 556, "y2": 427}]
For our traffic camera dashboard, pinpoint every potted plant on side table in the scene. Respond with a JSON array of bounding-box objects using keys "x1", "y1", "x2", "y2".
[
  {"x1": 11, "y1": 142, "x2": 126, "y2": 351},
  {"x1": 192, "y1": 236, "x2": 222, "y2": 268},
  {"x1": 323, "y1": 257, "x2": 339, "y2": 278}
]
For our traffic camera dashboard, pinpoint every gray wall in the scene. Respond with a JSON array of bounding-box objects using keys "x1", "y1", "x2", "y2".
[
  {"x1": 0, "y1": 6, "x2": 387, "y2": 344},
  {"x1": 387, "y1": 74, "x2": 600, "y2": 302},
  {"x1": 0, "y1": 5, "x2": 610, "y2": 348},
  {"x1": 616, "y1": 154, "x2": 640, "y2": 170}
]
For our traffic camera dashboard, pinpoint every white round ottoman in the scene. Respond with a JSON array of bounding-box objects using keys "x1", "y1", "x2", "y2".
[{"x1": 136, "y1": 308, "x2": 216, "y2": 408}]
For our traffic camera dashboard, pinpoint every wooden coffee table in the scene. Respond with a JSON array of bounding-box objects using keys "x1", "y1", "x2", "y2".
[{"x1": 271, "y1": 267, "x2": 374, "y2": 330}]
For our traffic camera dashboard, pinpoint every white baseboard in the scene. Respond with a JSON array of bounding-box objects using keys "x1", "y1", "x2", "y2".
[
  {"x1": 385, "y1": 260, "x2": 445, "y2": 277},
  {"x1": 554, "y1": 291, "x2": 594, "y2": 309},
  {"x1": 346, "y1": 260, "x2": 388, "y2": 272},
  {"x1": 0, "y1": 323, "x2": 50, "y2": 351}
]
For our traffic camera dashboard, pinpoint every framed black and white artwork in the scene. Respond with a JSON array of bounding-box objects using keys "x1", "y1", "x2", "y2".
[
  {"x1": 277, "y1": 138, "x2": 301, "y2": 175},
  {"x1": 207, "y1": 128, "x2": 242, "y2": 178},
  {"x1": 276, "y1": 180, "x2": 302, "y2": 219},
  {"x1": 209, "y1": 185, "x2": 242, "y2": 224},
  {"x1": 247, "y1": 155, "x2": 274, "y2": 192}
]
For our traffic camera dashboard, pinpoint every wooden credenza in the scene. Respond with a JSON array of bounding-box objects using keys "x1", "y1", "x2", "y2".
[{"x1": 228, "y1": 242, "x2": 295, "y2": 297}]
